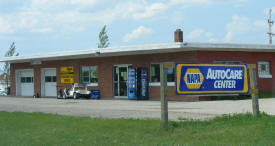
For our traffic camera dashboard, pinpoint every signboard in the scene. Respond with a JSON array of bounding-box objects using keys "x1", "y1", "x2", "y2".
[
  {"x1": 60, "y1": 67, "x2": 74, "y2": 83},
  {"x1": 176, "y1": 63, "x2": 249, "y2": 95}
]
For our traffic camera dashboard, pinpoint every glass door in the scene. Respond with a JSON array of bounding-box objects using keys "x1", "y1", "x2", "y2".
[{"x1": 113, "y1": 65, "x2": 128, "y2": 98}]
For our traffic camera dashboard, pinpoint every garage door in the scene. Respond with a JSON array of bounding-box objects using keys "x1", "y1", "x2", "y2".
[
  {"x1": 16, "y1": 70, "x2": 34, "y2": 96},
  {"x1": 41, "y1": 68, "x2": 56, "y2": 97}
]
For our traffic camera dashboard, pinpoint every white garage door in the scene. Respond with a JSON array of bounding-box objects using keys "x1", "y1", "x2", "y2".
[
  {"x1": 16, "y1": 70, "x2": 34, "y2": 96},
  {"x1": 41, "y1": 68, "x2": 57, "y2": 97}
]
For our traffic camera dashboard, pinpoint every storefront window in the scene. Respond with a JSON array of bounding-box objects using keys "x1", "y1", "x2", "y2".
[
  {"x1": 150, "y1": 63, "x2": 175, "y2": 83},
  {"x1": 258, "y1": 61, "x2": 272, "y2": 78},
  {"x1": 81, "y1": 66, "x2": 98, "y2": 84},
  {"x1": 150, "y1": 64, "x2": 160, "y2": 82}
]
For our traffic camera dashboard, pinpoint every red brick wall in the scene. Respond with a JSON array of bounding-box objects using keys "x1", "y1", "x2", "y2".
[
  {"x1": 197, "y1": 51, "x2": 275, "y2": 92},
  {"x1": 10, "y1": 51, "x2": 198, "y2": 100},
  {"x1": 12, "y1": 50, "x2": 275, "y2": 100}
]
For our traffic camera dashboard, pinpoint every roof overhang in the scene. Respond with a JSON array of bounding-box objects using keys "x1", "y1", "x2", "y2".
[{"x1": 1, "y1": 42, "x2": 275, "y2": 63}]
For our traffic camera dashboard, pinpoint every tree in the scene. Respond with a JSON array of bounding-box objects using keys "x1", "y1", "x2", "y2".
[
  {"x1": 98, "y1": 25, "x2": 110, "y2": 48},
  {"x1": 2, "y1": 42, "x2": 19, "y2": 92}
]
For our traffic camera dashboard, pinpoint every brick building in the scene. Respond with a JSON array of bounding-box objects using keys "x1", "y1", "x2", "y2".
[{"x1": 1, "y1": 29, "x2": 275, "y2": 100}]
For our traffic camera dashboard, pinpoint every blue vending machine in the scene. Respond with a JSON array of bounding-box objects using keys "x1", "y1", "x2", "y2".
[
  {"x1": 128, "y1": 67, "x2": 136, "y2": 100},
  {"x1": 137, "y1": 68, "x2": 148, "y2": 100}
]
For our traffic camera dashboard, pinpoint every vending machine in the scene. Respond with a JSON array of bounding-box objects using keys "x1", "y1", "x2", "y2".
[
  {"x1": 128, "y1": 67, "x2": 136, "y2": 100},
  {"x1": 136, "y1": 68, "x2": 148, "y2": 100},
  {"x1": 128, "y1": 67, "x2": 148, "y2": 100}
]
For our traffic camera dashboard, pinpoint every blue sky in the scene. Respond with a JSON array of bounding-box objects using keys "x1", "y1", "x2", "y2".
[{"x1": 0, "y1": 0, "x2": 274, "y2": 57}]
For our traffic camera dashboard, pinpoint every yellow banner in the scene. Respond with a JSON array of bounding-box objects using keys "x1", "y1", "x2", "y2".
[
  {"x1": 60, "y1": 67, "x2": 74, "y2": 73},
  {"x1": 60, "y1": 67, "x2": 74, "y2": 83}
]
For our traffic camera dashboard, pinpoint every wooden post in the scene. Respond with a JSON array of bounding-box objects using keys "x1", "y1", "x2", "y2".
[
  {"x1": 160, "y1": 63, "x2": 168, "y2": 130},
  {"x1": 248, "y1": 64, "x2": 260, "y2": 116}
]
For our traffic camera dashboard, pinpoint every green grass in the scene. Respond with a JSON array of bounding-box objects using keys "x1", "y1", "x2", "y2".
[
  {"x1": 1, "y1": 112, "x2": 275, "y2": 145},
  {"x1": 212, "y1": 91, "x2": 275, "y2": 100}
]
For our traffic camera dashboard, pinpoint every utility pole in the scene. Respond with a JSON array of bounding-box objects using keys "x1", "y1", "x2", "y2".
[{"x1": 268, "y1": 8, "x2": 274, "y2": 44}]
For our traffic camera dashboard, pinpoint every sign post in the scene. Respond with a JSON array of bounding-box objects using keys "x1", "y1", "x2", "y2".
[
  {"x1": 160, "y1": 63, "x2": 168, "y2": 130},
  {"x1": 247, "y1": 64, "x2": 260, "y2": 116}
]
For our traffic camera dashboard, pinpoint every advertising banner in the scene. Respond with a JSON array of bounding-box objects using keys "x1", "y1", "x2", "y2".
[
  {"x1": 60, "y1": 67, "x2": 74, "y2": 83},
  {"x1": 176, "y1": 63, "x2": 249, "y2": 95}
]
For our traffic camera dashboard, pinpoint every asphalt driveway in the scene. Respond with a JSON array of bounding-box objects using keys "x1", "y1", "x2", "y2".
[{"x1": 0, "y1": 96, "x2": 275, "y2": 121}]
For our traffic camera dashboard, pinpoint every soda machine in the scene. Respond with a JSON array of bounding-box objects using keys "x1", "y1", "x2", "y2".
[
  {"x1": 127, "y1": 67, "x2": 148, "y2": 100},
  {"x1": 128, "y1": 67, "x2": 136, "y2": 100}
]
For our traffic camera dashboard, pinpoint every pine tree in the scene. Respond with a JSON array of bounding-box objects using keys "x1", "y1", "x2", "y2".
[
  {"x1": 2, "y1": 42, "x2": 19, "y2": 92},
  {"x1": 98, "y1": 25, "x2": 110, "y2": 48}
]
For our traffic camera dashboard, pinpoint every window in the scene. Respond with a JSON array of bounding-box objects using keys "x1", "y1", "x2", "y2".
[
  {"x1": 167, "y1": 67, "x2": 175, "y2": 82},
  {"x1": 150, "y1": 64, "x2": 160, "y2": 82},
  {"x1": 21, "y1": 77, "x2": 33, "y2": 83},
  {"x1": 45, "y1": 76, "x2": 56, "y2": 82},
  {"x1": 80, "y1": 66, "x2": 98, "y2": 85},
  {"x1": 258, "y1": 61, "x2": 272, "y2": 78},
  {"x1": 150, "y1": 63, "x2": 175, "y2": 85}
]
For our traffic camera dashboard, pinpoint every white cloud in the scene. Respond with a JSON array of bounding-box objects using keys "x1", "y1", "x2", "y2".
[
  {"x1": 170, "y1": 0, "x2": 215, "y2": 6},
  {"x1": 0, "y1": 16, "x2": 15, "y2": 33},
  {"x1": 205, "y1": 32, "x2": 213, "y2": 38},
  {"x1": 169, "y1": 0, "x2": 247, "y2": 8},
  {"x1": 187, "y1": 29, "x2": 205, "y2": 39},
  {"x1": 223, "y1": 15, "x2": 267, "y2": 42},
  {"x1": 254, "y1": 20, "x2": 266, "y2": 29},
  {"x1": 224, "y1": 32, "x2": 233, "y2": 42},
  {"x1": 224, "y1": 15, "x2": 250, "y2": 42},
  {"x1": 171, "y1": 11, "x2": 184, "y2": 25},
  {"x1": 0, "y1": 0, "x2": 251, "y2": 38},
  {"x1": 123, "y1": 26, "x2": 152, "y2": 42},
  {"x1": 264, "y1": 6, "x2": 275, "y2": 14},
  {"x1": 132, "y1": 2, "x2": 168, "y2": 19},
  {"x1": 208, "y1": 38, "x2": 217, "y2": 42},
  {"x1": 186, "y1": 29, "x2": 213, "y2": 40}
]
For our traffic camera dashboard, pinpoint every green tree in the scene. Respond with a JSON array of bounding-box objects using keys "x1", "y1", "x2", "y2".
[
  {"x1": 98, "y1": 25, "x2": 110, "y2": 48},
  {"x1": 2, "y1": 42, "x2": 19, "y2": 92}
]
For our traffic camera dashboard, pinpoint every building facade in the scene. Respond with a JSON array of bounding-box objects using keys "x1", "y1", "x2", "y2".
[{"x1": 1, "y1": 30, "x2": 275, "y2": 100}]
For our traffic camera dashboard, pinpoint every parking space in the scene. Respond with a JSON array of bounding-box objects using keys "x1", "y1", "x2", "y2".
[{"x1": 0, "y1": 96, "x2": 275, "y2": 121}]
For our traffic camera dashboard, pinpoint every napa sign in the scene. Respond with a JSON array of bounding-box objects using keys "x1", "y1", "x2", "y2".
[{"x1": 176, "y1": 63, "x2": 249, "y2": 95}]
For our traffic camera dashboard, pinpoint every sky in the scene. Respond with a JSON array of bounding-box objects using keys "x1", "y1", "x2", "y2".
[{"x1": 0, "y1": 0, "x2": 274, "y2": 57}]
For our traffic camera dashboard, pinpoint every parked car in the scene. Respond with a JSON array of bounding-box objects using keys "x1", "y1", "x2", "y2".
[
  {"x1": 59, "y1": 83, "x2": 91, "y2": 99},
  {"x1": 0, "y1": 91, "x2": 7, "y2": 96}
]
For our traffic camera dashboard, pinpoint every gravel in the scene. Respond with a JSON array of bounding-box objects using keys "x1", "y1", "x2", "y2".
[{"x1": 0, "y1": 96, "x2": 274, "y2": 121}]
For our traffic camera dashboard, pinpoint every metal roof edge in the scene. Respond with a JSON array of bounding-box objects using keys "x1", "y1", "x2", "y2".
[{"x1": 1, "y1": 42, "x2": 275, "y2": 63}]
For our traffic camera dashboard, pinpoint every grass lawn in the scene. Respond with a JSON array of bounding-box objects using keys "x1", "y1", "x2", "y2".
[{"x1": 0, "y1": 112, "x2": 275, "y2": 145}]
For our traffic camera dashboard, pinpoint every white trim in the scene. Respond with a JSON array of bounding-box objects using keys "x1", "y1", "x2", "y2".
[
  {"x1": 87, "y1": 83, "x2": 98, "y2": 86},
  {"x1": 259, "y1": 74, "x2": 272, "y2": 78},
  {"x1": 149, "y1": 82, "x2": 160, "y2": 86},
  {"x1": 114, "y1": 64, "x2": 132, "y2": 67},
  {"x1": 167, "y1": 82, "x2": 175, "y2": 86},
  {"x1": 149, "y1": 82, "x2": 175, "y2": 86},
  {"x1": 2, "y1": 42, "x2": 275, "y2": 63}
]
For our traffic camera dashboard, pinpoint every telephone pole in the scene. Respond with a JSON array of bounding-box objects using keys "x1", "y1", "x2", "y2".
[{"x1": 268, "y1": 8, "x2": 274, "y2": 44}]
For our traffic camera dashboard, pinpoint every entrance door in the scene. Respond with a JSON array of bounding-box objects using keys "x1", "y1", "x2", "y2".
[
  {"x1": 41, "y1": 68, "x2": 57, "y2": 97},
  {"x1": 113, "y1": 65, "x2": 128, "y2": 98}
]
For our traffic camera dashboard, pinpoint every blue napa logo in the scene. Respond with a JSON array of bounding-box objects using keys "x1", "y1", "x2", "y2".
[{"x1": 183, "y1": 68, "x2": 204, "y2": 89}]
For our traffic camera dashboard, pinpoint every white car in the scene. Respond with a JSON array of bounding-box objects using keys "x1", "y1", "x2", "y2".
[
  {"x1": 0, "y1": 91, "x2": 7, "y2": 96},
  {"x1": 61, "y1": 83, "x2": 91, "y2": 99}
]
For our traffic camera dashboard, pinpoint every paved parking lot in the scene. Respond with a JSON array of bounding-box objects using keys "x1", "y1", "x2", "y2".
[{"x1": 0, "y1": 96, "x2": 275, "y2": 121}]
